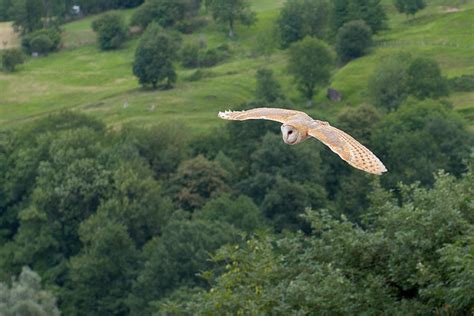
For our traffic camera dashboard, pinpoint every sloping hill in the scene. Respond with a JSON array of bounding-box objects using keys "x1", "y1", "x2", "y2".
[{"x1": 0, "y1": 0, "x2": 473, "y2": 133}]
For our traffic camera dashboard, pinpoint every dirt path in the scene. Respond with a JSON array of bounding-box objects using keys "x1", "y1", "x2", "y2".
[{"x1": 0, "y1": 22, "x2": 19, "y2": 49}]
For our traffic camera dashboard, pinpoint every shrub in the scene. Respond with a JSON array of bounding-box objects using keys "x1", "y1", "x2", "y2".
[
  {"x1": 394, "y1": 0, "x2": 426, "y2": 16},
  {"x1": 180, "y1": 43, "x2": 200, "y2": 68},
  {"x1": 336, "y1": 20, "x2": 372, "y2": 63},
  {"x1": 185, "y1": 69, "x2": 215, "y2": 82},
  {"x1": 255, "y1": 68, "x2": 285, "y2": 102},
  {"x1": 92, "y1": 12, "x2": 128, "y2": 50},
  {"x1": 368, "y1": 53, "x2": 411, "y2": 111},
  {"x1": 1, "y1": 48, "x2": 25, "y2": 72},
  {"x1": 198, "y1": 49, "x2": 220, "y2": 67},
  {"x1": 30, "y1": 34, "x2": 53, "y2": 55},
  {"x1": 407, "y1": 57, "x2": 449, "y2": 99},
  {"x1": 448, "y1": 74, "x2": 474, "y2": 92},
  {"x1": 22, "y1": 28, "x2": 62, "y2": 54}
]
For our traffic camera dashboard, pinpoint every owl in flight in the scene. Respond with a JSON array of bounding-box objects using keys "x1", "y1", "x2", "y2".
[{"x1": 218, "y1": 107, "x2": 387, "y2": 175}]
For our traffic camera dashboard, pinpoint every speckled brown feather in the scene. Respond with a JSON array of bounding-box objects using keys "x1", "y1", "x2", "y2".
[
  {"x1": 218, "y1": 107, "x2": 387, "y2": 175},
  {"x1": 308, "y1": 122, "x2": 387, "y2": 175}
]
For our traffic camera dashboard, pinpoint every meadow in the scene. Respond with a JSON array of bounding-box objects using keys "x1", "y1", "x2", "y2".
[{"x1": 0, "y1": 0, "x2": 473, "y2": 134}]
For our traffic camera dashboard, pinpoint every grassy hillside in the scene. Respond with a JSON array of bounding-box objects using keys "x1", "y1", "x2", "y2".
[{"x1": 1, "y1": 0, "x2": 473, "y2": 134}]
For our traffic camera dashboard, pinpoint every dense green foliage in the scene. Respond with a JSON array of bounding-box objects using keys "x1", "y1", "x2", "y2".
[
  {"x1": 77, "y1": 0, "x2": 144, "y2": 14},
  {"x1": 394, "y1": 0, "x2": 426, "y2": 16},
  {"x1": 21, "y1": 28, "x2": 62, "y2": 54},
  {"x1": 276, "y1": 0, "x2": 329, "y2": 48},
  {"x1": 407, "y1": 57, "x2": 449, "y2": 100},
  {"x1": 9, "y1": 0, "x2": 44, "y2": 33},
  {"x1": 160, "y1": 169, "x2": 474, "y2": 315},
  {"x1": 255, "y1": 68, "x2": 285, "y2": 103},
  {"x1": 205, "y1": 0, "x2": 256, "y2": 37},
  {"x1": 287, "y1": 37, "x2": 334, "y2": 104},
  {"x1": 369, "y1": 55, "x2": 449, "y2": 110},
  {"x1": 336, "y1": 20, "x2": 372, "y2": 63},
  {"x1": 331, "y1": 0, "x2": 387, "y2": 34},
  {"x1": 133, "y1": 23, "x2": 180, "y2": 89},
  {"x1": 131, "y1": 0, "x2": 201, "y2": 30},
  {"x1": 1, "y1": 48, "x2": 24, "y2": 71},
  {"x1": 92, "y1": 11, "x2": 128, "y2": 50},
  {"x1": 368, "y1": 54, "x2": 411, "y2": 111}
]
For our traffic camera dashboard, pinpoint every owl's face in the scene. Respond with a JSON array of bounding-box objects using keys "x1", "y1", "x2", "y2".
[{"x1": 281, "y1": 124, "x2": 304, "y2": 145}]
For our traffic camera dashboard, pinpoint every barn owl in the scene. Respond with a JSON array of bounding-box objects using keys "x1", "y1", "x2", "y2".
[{"x1": 218, "y1": 107, "x2": 387, "y2": 175}]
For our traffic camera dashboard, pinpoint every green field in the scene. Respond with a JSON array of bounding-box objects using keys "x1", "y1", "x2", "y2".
[{"x1": 1, "y1": 0, "x2": 473, "y2": 134}]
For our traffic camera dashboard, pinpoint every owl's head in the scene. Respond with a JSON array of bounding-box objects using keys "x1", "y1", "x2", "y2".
[{"x1": 281, "y1": 124, "x2": 305, "y2": 145}]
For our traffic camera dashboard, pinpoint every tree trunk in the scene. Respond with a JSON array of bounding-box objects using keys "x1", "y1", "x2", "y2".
[{"x1": 228, "y1": 18, "x2": 234, "y2": 38}]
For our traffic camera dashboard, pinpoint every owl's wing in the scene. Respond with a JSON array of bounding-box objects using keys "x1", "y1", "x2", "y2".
[
  {"x1": 218, "y1": 108, "x2": 307, "y2": 124},
  {"x1": 308, "y1": 121, "x2": 387, "y2": 175}
]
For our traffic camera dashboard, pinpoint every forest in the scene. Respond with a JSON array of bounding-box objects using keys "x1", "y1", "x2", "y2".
[{"x1": 1, "y1": 0, "x2": 474, "y2": 315}]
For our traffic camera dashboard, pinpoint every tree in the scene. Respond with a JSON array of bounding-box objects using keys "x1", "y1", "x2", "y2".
[
  {"x1": 197, "y1": 194, "x2": 264, "y2": 232},
  {"x1": 206, "y1": 0, "x2": 256, "y2": 37},
  {"x1": 394, "y1": 0, "x2": 426, "y2": 16},
  {"x1": 368, "y1": 53, "x2": 411, "y2": 111},
  {"x1": 371, "y1": 99, "x2": 472, "y2": 188},
  {"x1": 0, "y1": 267, "x2": 60, "y2": 315},
  {"x1": 159, "y1": 169, "x2": 474, "y2": 315},
  {"x1": 1, "y1": 48, "x2": 25, "y2": 72},
  {"x1": 336, "y1": 20, "x2": 372, "y2": 63},
  {"x1": 255, "y1": 68, "x2": 285, "y2": 103},
  {"x1": 128, "y1": 219, "x2": 239, "y2": 315},
  {"x1": 331, "y1": 0, "x2": 387, "y2": 34},
  {"x1": 133, "y1": 23, "x2": 180, "y2": 89},
  {"x1": 9, "y1": 0, "x2": 43, "y2": 33},
  {"x1": 131, "y1": 0, "x2": 200, "y2": 30},
  {"x1": 61, "y1": 215, "x2": 139, "y2": 316},
  {"x1": 287, "y1": 37, "x2": 334, "y2": 105},
  {"x1": 92, "y1": 11, "x2": 128, "y2": 50},
  {"x1": 171, "y1": 155, "x2": 230, "y2": 211},
  {"x1": 406, "y1": 57, "x2": 449, "y2": 100},
  {"x1": 277, "y1": 0, "x2": 330, "y2": 48}
]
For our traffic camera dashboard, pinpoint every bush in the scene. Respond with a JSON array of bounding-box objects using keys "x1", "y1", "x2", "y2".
[
  {"x1": 1, "y1": 48, "x2": 25, "y2": 72},
  {"x1": 448, "y1": 74, "x2": 474, "y2": 92},
  {"x1": 407, "y1": 57, "x2": 449, "y2": 100},
  {"x1": 336, "y1": 20, "x2": 372, "y2": 63},
  {"x1": 30, "y1": 34, "x2": 53, "y2": 55},
  {"x1": 175, "y1": 16, "x2": 208, "y2": 34},
  {"x1": 185, "y1": 69, "x2": 215, "y2": 82},
  {"x1": 92, "y1": 12, "x2": 128, "y2": 50},
  {"x1": 255, "y1": 68, "x2": 285, "y2": 102},
  {"x1": 180, "y1": 43, "x2": 200, "y2": 68},
  {"x1": 22, "y1": 28, "x2": 62, "y2": 54},
  {"x1": 394, "y1": 0, "x2": 426, "y2": 16},
  {"x1": 198, "y1": 49, "x2": 223, "y2": 67},
  {"x1": 368, "y1": 53, "x2": 411, "y2": 111}
]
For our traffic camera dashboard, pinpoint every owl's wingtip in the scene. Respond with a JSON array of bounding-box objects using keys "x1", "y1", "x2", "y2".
[{"x1": 218, "y1": 110, "x2": 234, "y2": 120}]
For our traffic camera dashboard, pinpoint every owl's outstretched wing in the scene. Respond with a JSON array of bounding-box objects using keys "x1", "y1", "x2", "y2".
[
  {"x1": 308, "y1": 122, "x2": 387, "y2": 175},
  {"x1": 218, "y1": 108, "x2": 308, "y2": 124}
]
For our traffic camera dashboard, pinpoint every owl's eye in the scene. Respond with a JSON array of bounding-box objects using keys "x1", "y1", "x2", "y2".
[{"x1": 288, "y1": 130, "x2": 293, "y2": 135}]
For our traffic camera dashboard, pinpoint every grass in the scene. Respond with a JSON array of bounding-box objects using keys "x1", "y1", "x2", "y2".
[{"x1": 1, "y1": 0, "x2": 473, "y2": 134}]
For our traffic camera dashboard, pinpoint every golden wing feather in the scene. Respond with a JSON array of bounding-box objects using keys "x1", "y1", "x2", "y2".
[
  {"x1": 308, "y1": 122, "x2": 387, "y2": 175},
  {"x1": 218, "y1": 108, "x2": 308, "y2": 124}
]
